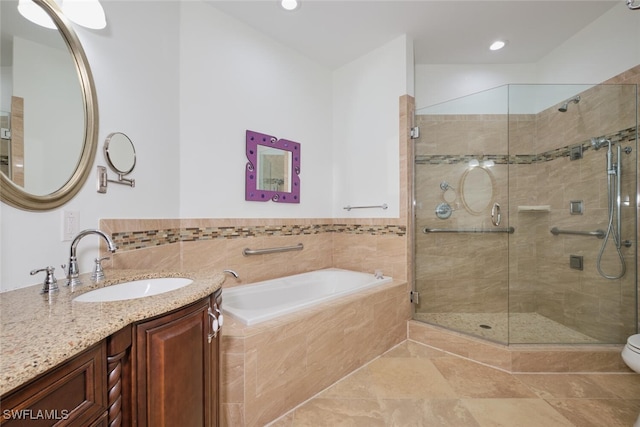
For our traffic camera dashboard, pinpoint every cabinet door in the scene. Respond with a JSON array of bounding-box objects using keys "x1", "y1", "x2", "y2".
[
  {"x1": 135, "y1": 298, "x2": 211, "y2": 427},
  {"x1": 0, "y1": 342, "x2": 106, "y2": 427}
]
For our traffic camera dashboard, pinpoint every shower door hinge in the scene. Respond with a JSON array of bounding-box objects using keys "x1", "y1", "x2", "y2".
[
  {"x1": 410, "y1": 126, "x2": 420, "y2": 139},
  {"x1": 410, "y1": 290, "x2": 419, "y2": 304}
]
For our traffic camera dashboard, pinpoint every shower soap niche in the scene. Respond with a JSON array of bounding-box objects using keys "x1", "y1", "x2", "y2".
[{"x1": 517, "y1": 205, "x2": 550, "y2": 212}]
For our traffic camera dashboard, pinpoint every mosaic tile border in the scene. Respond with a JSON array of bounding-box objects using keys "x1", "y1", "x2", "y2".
[
  {"x1": 416, "y1": 126, "x2": 637, "y2": 165},
  {"x1": 112, "y1": 224, "x2": 407, "y2": 252}
]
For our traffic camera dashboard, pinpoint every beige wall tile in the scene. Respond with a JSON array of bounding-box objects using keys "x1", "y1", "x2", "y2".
[{"x1": 224, "y1": 282, "x2": 408, "y2": 426}]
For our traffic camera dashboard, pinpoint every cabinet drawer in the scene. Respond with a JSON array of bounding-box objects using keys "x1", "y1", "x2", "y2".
[{"x1": 1, "y1": 342, "x2": 107, "y2": 427}]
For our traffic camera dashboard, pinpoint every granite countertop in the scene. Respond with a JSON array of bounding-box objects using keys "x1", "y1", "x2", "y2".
[{"x1": 0, "y1": 269, "x2": 224, "y2": 396}]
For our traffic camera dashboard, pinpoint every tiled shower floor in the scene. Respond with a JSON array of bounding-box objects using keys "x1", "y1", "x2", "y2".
[{"x1": 413, "y1": 312, "x2": 601, "y2": 344}]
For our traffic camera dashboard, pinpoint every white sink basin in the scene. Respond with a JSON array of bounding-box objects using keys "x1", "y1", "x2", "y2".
[{"x1": 73, "y1": 277, "x2": 193, "y2": 302}]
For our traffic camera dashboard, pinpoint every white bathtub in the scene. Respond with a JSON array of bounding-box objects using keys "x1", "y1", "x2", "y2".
[{"x1": 222, "y1": 268, "x2": 392, "y2": 325}]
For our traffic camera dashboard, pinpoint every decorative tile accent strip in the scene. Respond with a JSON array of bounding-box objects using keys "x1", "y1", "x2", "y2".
[
  {"x1": 112, "y1": 224, "x2": 406, "y2": 252},
  {"x1": 331, "y1": 224, "x2": 407, "y2": 236},
  {"x1": 416, "y1": 126, "x2": 637, "y2": 165},
  {"x1": 113, "y1": 229, "x2": 181, "y2": 250},
  {"x1": 415, "y1": 154, "x2": 510, "y2": 165}
]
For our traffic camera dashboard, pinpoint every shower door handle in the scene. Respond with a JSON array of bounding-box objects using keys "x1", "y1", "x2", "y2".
[{"x1": 491, "y1": 202, "x2": 501, "y2": 226}]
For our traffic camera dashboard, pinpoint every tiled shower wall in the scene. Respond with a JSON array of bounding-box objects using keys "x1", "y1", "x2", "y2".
[
  {"x1": 414, "y1": 114, "x2": 510, "y2": 316},
  {"x1": 414, "y1": 65, "x2": 640, "y2": 342}
]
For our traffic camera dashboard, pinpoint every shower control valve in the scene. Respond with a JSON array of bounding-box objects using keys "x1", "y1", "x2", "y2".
[{"x1": 435, "y1": 203, "x2": 453, "y2": 219}]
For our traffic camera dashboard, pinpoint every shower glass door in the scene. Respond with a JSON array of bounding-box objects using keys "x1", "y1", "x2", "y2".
[{"x1": 413, "y1": 83, "x2": 638, "y2": 345}]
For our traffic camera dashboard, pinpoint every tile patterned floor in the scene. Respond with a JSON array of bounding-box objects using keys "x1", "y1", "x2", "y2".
[{"x1": 268, "y1": 340, "x2": 640, "y2": 427}]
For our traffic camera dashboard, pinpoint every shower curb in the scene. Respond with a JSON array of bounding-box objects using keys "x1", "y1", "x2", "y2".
[{"x1": 408, "y1": 320, "x2": 631, "y2": 373}]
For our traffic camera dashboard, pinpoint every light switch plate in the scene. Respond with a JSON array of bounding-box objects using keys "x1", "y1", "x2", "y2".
[{"x1": 62, "y1": 211, "x2": 80, "y2": 241}]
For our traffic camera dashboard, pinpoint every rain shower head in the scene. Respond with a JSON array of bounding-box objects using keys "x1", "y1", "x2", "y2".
[{"x1": 558, "y1": 95, "x2": 581, "y2": 112}]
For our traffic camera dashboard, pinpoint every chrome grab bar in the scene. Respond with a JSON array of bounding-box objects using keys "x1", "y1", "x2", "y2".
[
  {"x1": 243, "y1": 243, "x2": 304, "y2": 256},
  {"x1": 344, "y1": 203, "x2": 388, "y2": 211},
  {"x1": 550, "y1": 227, "x2": 605, "y2": 239},
  {"x1": 423, "y1": 227, "x2": 514, "y2": 234}
]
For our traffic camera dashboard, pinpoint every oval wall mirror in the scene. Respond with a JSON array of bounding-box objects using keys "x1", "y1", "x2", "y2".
[
  {"x1": 0, "y1": 0, "x2": 98, "y2": 211},
  {"x1": 105, "y1": 132, "x2": 136, "y2": 175},
  {"x1": 459, "y1": 166, "x2": 496, "y2": 215}
]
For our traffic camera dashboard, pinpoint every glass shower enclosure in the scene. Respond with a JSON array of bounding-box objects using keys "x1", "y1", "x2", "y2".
[{"x1": 413, "y1": 83, "x2": 638, "y2": 345}]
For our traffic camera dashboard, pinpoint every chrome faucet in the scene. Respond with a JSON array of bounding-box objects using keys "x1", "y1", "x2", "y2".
[
  {"x1": 66, "y1": 229, "x2": 117, "y2": 287},
  {"x1": 223, "y1": 269, "x2": 239, "y2": 279}
]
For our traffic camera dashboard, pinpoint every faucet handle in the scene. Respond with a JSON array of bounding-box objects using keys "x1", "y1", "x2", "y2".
[
  {"x1": 30, "y1": 266, "x2": 59, "y2": 294},
  {"x1": 91, "y1": 257, "x2": 110, "y2": 283}
]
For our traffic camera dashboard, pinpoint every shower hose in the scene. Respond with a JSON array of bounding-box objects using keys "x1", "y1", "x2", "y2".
[{"x1": 596, "y1": 148, "x2": 626, "y2": 280}]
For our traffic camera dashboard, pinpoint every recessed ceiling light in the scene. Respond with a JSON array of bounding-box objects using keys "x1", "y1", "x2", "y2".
[
  {"x1": 489, "y1": 40, "x2": 507, "y2": 51},
  {"x1": 281, "y1": 0, "x2": 299, "y2": 11}
]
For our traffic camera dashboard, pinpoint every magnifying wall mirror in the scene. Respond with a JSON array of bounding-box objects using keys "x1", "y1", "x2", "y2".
[
  {"x1": 245, "y1": 130, "x2": 300, "y2": 203},
  {"x1": 0, "y1": 0, "x2": 98, "y2": 211},
  {"x1": 97, "y1": 132, "x2": 136, "y2": 192},
  {"x1": 105, "y1": 132, "x2": 136, "y2": 175}
]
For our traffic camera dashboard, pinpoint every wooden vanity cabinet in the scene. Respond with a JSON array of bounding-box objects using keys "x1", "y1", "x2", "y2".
[
  {"x1": 0, "y1": 342, "x2": 107, "y2": 427},
  {"x1": 134, "y1": 289, "x2": 222, "y2": 427},
  {"x1": 1, "y1": 290, "x2": 221, "y2": 427}
]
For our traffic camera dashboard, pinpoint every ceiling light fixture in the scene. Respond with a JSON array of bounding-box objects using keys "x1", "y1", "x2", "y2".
[
  {"x1": 63, "y1": 0, "x2": 106, "y2": 29},
  {"x1": 18, "y1": 0, "x2": 106, "y2": 30},
  {"x1": 489, "y1": 40, "x2": 506, "y2": 51},
  {"x1": 281, "y1": 0, "x2": 299, "y2": 11},
  {"x1": 17, "y1": 0, "x2": 57, "y2": 29}
]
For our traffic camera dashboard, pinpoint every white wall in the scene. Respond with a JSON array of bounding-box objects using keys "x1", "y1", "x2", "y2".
[
  {"x1": 414, "y1": 3, "x2": 640, "y2": 109},
  {"x1": 1, "y1": 1, "x2": 413, "y2": 291},
  {"x1": 415, "y1": 64, "x2": 536, "y2": 110},
  {"x1": 0, "y1": 66, "x2": 11, "y2": 112},
  {"x1": 0, "y1": 1, "x2": 181, "y2": 291},
  {"x1": 332, "y1": 35, "x2": 413, "y2": 218},
  {"x1": 178, "y1": 2, "x2": 333, "y2": 218},
  {"x1": 536, "y1": 3, "x2": 640, "y2": 84}
]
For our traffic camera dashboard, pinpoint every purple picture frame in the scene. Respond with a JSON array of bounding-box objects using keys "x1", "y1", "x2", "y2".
[{"x1": 245, "y1": 130, "x2": 300, "y2": 203}]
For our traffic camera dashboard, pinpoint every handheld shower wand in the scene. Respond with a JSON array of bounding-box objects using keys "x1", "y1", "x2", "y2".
[
  {"x1": 591, "y1": 138, "x2": 626, "y2": 280},
  {"x1": 607, "y1": 141, "x2": 614, "y2": 175}
]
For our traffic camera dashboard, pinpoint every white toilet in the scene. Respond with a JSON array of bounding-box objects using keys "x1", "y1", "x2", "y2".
[
  {"x1": 621, "y1": 334, "x2": 640, "y2": 427},
  {"x1": 622, "y1": 334, "x2": 640, "y2": 372}
]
